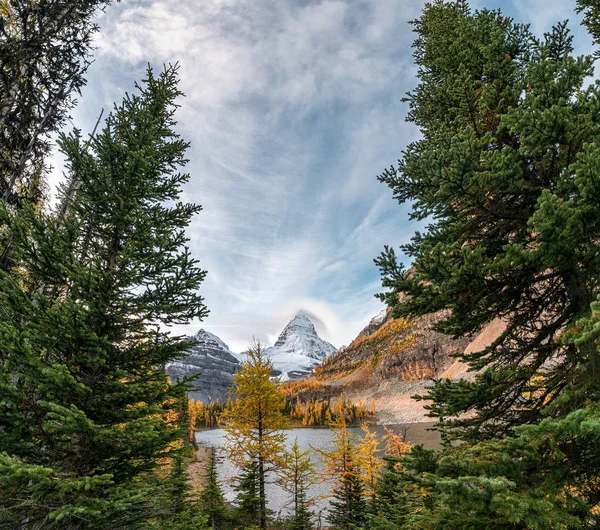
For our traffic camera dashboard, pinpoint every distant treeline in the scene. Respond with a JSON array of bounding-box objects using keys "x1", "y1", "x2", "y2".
[{"x1": 189, "y1": 379, "x2": 374, "y2": 428}]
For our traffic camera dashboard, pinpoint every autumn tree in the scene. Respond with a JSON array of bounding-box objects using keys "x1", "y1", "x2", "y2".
[
  {"x1": 356, "y1": 425, "x2": 383, "y2": 498},
  {"x1": 376, "y1": 0, "x2": 600, "y2": 441},
  {"x1": 221, "y1": 343, "x2": 287, "y2": 530},
  {"x1": 279, "y1": 439, "x2": 317, "y2": 530},
  {"x1": 381, "y1": 426, "x2": 411, "y2": 459}
]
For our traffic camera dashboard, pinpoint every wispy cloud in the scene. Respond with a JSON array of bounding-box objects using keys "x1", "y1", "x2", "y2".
[{"x1": 47, "y1": 0, "x2": 594, "y2": 352}]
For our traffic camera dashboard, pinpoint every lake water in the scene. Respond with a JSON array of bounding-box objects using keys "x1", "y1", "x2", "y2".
[{"x1": 195, "y1": 423, "x2": 440, "y2": 519}]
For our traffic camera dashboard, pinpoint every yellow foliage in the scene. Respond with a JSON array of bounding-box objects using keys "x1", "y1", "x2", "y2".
[
  {"x1": 318, "y1": 416, "x2": 361, "y2": 482},
  {"x1": 356, "y1": 424, "x2": 384, "y2": 497},
  {"x1": 220, "y1": 343, "x2": 287, "y2": 471},
  {"x1": 315, "y1": 318, "x2": 415, "y2": 381},
  {"x1": 382, "y1": 426, "x2": 412, "y2": 458},
  {"x1": 279, "y1": 438, "x2": 318, "y2": 507},
  {"x1": 190, "y1": 399, "x2": 224, "y2": 428}
]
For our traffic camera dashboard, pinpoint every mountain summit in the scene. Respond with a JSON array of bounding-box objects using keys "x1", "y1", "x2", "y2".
[{"x1": 263, "y1": 313, "x2": 337, "y2": 381}]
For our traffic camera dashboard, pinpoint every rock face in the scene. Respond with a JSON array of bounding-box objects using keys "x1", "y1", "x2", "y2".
[
  {"x1": 166, "y1": 330, "x2": 239, "y2": 403},
  {"x1": 262, "y1": 313, "x2": 337, "y2": 381},
  {"x1": 313, "y1": 309, "x2": 472, "y2": 423}
]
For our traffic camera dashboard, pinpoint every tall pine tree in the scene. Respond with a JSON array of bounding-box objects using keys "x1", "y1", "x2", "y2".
[
  {"x1": 198, "y1": 447, "x2": 230, "y2": 530},
  {"x1": 376, "y1": 0, "x2": 600, "y2": 440},
  {"x1": 0, "y1": 64, "x2": 208, "y2": 528},
  {"x1": 320, "y1": 416, "x2": 367, "y2": 530},
  {"x1": 232, "y1": 458, "x2": 262, "y2": 529},
  {"x1": 577, "y1": 0, "x2": 600, "y2": 47},
  {"x1": 369, "y1": 408, "x2": 600, "y2": 529}
]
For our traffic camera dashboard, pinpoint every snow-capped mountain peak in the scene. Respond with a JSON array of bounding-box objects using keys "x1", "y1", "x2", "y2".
[
  {"x1": 263, "y1": 313, "x2": 337, "y2": 380},
  {"x1": 370, "y1": 309, "x2": 387, "y2": 327},
  {"x1": 279, "y1": 313, "x2": 315, "y2": 334},
  {"x1": 193, "y1": 329, "x2": 231, "y2": 352}
]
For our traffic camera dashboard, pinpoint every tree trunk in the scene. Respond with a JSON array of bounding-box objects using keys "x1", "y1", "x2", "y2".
[
  {"x1": 344, "y1": 448, "x2": 350, "y2": 529},
  {"x1": 258, "y1": 455, "x2": 266, "y2": 530}
]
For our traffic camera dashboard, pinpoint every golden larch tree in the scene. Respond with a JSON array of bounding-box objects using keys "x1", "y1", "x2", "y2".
[
  {"x1": 318, "y1": 415, "x2": 367, "y2": 529},
  {"x1": 356, "y1": 424, "x2": 383, "y2": 497},
  {"x1": 220, "y1": 342, "x2": 287, "y2": 530},
  {"x1": 382, "y1": 425, "x2": 412, "y2": 458}
]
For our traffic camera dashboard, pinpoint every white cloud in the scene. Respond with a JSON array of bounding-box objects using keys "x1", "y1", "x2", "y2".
[
  {"x1": 53, "y1": 0, "x2": 420, "y2": 350},
  {"x1": 48, "y1": 0, "x2": 593, "y2": 352}
]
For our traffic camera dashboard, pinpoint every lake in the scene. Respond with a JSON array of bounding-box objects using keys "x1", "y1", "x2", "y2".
[{"x1": 195, "y1": 422, "x2": 440, "y2": 519}]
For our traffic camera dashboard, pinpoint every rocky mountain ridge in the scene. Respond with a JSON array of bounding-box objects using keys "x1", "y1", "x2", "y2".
[
  {"x1": 166, "y1": 329, "x2": 239, "y2": 403},
  {"x1": 166, "y1": 307, "x2": 499, "y2": 419},
  {"x1": 167, "y1": 313, "x2": 337, "y2": 402},
  {"x1": 311, "y1": 308, "x2": 503, "y2": 423}
]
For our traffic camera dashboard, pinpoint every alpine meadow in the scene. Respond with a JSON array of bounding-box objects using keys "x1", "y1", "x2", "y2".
[{"x1": 2, "y1": 1, "x2": 600, "y2": 529}]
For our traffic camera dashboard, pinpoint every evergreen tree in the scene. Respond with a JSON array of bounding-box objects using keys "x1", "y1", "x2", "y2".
[
  {"x1": 370, "y1": 408, "x2": 600, "y2": 529},
  {"x1": 198, "y1": 447, "x2": 230, "y2": 530},
  {"x1": 320, "y1": 417, "x2": 367, "y2": 530},
  {"x1": 367, "y1": 428, "x2": 413, "y2": 529},
  {"x1": 232, "y1": 459, "x2": 262, "y2": 529},
  {"x1": 147, "y1": 444, "x2": 207, "y2": 530},
  {"x1": 221, "y1": 343, "x2": 287, "y2": 530},
  {"x1": 167, "y1": 448, "x2": 194, "y2": 517},
  {"x1": 578, "y1": 0, "x2": 600, "y2": 46},
  {"x1": 367, "y1": 457, "x2": 412, "y2": 530},
  {"x1": 279, "y1": 439, "x2": 316, "y2": 530},
  {"x1": 0, "y1": 65, "x2": 208, "y2": 528},
  {"x1": 375, "y1": 0, "x2": 600, "y2": 440},
  {"x1": 327, "y1": 446, "x2": 367, "y2": 530},
  {"x1": 0, "y1": 0, "x2": 116, "y2": 208}
]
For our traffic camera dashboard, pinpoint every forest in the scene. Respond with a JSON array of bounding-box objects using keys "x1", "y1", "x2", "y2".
[
  {"x1": 2, "y1": 0, "x2": 600, "y2": 528},
  {"x1": 191, "y1": 379, "x2": 374, "y2": 428}
]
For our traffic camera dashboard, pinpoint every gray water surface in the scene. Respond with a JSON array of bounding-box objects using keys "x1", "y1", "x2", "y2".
[{"x1": 195, "y1": 423, "x2": 440, "y2": 518}]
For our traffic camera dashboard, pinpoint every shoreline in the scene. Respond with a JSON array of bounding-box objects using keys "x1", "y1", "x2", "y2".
[
  {"x1": 195, "y1": 419, "x2": 439, "y2": 431},
  {"x1": 195, "y1": 421, "x2": 443, "y2": 450}
]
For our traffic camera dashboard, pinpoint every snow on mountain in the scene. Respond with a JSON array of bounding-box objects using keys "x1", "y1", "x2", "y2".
[
  {"x1": 371, "y1": 308, "x2": 387, "y2": 326},
  {"x1": 262, "y1": 313, "x2": 337, "y2": 381},
  {"x1": 166, "y1": 329, "x2": 239, "y2": 403},
  {"x1": 167, "y1": 315, "x2": 337, "y2": 401}
]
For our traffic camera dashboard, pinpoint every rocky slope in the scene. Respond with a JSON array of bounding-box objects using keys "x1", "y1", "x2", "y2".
[
  {"x1": 166, "y1": 330, "x2": 240, "y2": 403},
  {"x1": 311, "y1": 309, "x2": 503, "y2": 423}
]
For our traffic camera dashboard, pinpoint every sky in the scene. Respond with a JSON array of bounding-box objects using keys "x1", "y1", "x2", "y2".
[{"x1": 48, "y1": 0, "x2": 594, "y2": 352}]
